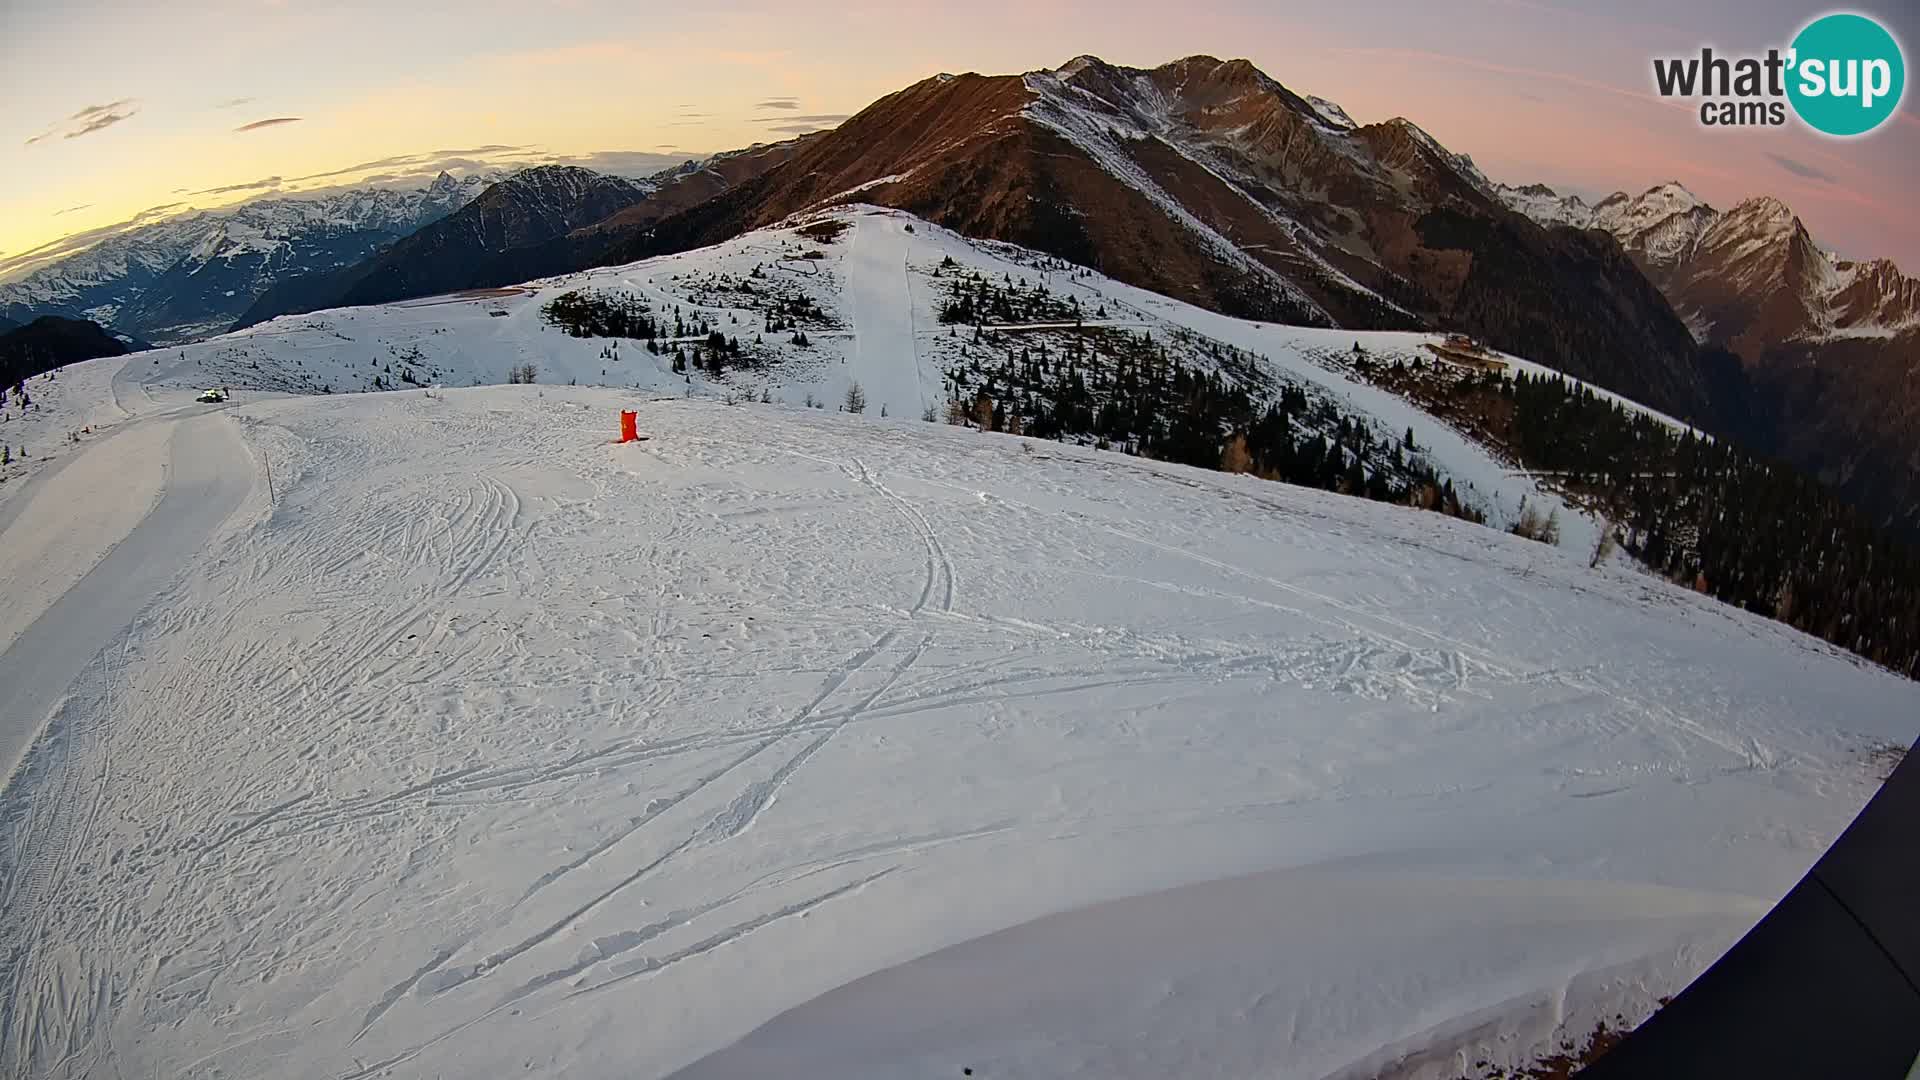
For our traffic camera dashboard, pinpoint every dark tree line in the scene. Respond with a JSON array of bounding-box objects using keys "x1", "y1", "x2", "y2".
[
  {"x1": 665, "y1": 330, "x2": 748, "y2": 375},
  {"x1": 545, "y1": 288, "x2": 764, "y2": 375},
  {"x1": 1445, "y1": 366, "x2": 1920, "y2": 678},
  {"x1": 944, "y1": 320, "x2": 1485, "y2": 526},
  {"x1": 542, "y1": 290, "x2": 659, "y2": 340},
  {"x1": 937, "y1": 263, "x2": 1084, "y2": 326}
]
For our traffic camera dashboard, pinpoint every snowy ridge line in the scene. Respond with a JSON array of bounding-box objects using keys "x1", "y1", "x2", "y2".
[
  {"x1": 0, "y1": 175, "x2": 500, "y2": 320},
  {"x1": 1020, "y1": 82, "x2": 1333, "y2": 322},
  {"x1": 1378, "y1": 117, "x2": 1495, "y2": 193},
  {"x1": 1139, "y1": 121, "x2": 1411, "y2": 316},
  {"x1": 821, "y1": 171, "x2": 915, "y2": 203},
  {"x1": 1304, "y1": 93, "x2": 1358, "y2": 131}
]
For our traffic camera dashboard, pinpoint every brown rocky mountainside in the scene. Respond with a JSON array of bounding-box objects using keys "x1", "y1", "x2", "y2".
[{"x1": 606, "y1": 55, "x2": 1713, "y2": 421}]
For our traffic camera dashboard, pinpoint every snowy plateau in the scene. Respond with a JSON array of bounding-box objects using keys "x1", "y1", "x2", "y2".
[{"x1": 0, "y1": 207, "x2": 1915, "y2": 1080}]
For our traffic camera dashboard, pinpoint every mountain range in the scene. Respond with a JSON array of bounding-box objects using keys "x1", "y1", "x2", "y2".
[
  {"x1": 575, "y1": 56, "x2": 1711, "y2": 423},
  {"x1": 226, "y1": 56, "x2": 1706, "y2": 424},
  {"x1": 1499, "y1": 180, "x2": 1920, "y2": 536},
  {"x1": 230, "y1": 165, "x2": 654, "y2": 328},
  {"x1": 234, "y1": 142, "x2": 808, "y2": 329},
  {"x1": 0, "y1": 174, "x2": 495, "y2": 344},
  {"x1": 1497, "y1": 181, "x2": 1920, "y2": 349},
  {"x1": 8, "y1": 53, "x2": 1916, "y2": 535}
]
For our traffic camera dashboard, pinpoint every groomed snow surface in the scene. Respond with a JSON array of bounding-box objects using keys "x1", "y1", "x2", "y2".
[{"x1": 1, "y1": 209, "x2": 1917, "y2": 1080}]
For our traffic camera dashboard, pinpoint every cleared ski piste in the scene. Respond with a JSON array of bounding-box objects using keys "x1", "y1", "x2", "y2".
[
  {"x1": 0, "y1": 413, "x2": 251, "y2": 780},
  {"x1": 1, "y1": 376, "x2": 1916, "y2": 1078}
]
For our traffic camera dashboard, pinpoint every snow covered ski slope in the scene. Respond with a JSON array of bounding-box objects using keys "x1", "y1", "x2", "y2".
[
  {"x1": 1, "y1": 383, "x2": 1916, "y2": 1079},
  {"x1": 0, "y1": 207, "x2": 1916, "y2": 1079}
]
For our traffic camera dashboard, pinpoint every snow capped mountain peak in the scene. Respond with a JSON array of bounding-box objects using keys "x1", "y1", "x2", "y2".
[
  {"x1": 510, "y1": 163, "x2": 605, "y2": 181},
  {"x1": 1640, "y1": 180, "x2": 1702, "y2": 204},
  {"x1": 1053, "y1": 54, "x2": 1108, "y2": 80},
  {"x1": 1303, "y1": 94, "x2": 1357, "y2": 131},
  {"x1": 1692, "y1": 198, "x2": 1801, "y2": 263},
  {"x1": 1037, "y1": 53, "x2": 1333, "y2": 135},
  {"x1": 1592, "y1": 185, "x2": 1718, "y2": 270},
  {"x1": 1451, "y1": 151, "x2": 1491, "y2": 190},
  {"x1": 1718, "y1": 194, "x2": 1796, "y2": 233},
  {"x1": 489, "y1": 164, "x2": 649, "y2": 212},
  {"x1": 1615, "y1": 184, "x2": 1695, "y2": 222},
  {"x1": 1026, "y1": 55, "x2": 1481, "y2": 202},
  {"x1": 503, "y1": 163, "x2": 620, "y2": 189},
  {"x1": 1496, "y1": 169, "x2": 1920, "y2": 348},
  {"x1": 1630, "y1": 181, "x2": 1707, "y2": 216},
  {"x1": 1493, "y1": 182, "x2": 1593, "y2": 227},
  {"x1": 1685, "y1": 196, "x2": 1812, "y2": 296},
  {"x1": 0, "y1": 173, "x2": 498, "y2": 343},
  {"x1": 1500, "y1": 179, "x2": 1710, "y2": 236},
  {"x1": 1160, "y1": 54, "x2": 1271, "y2": 92},
  {"x1": 1498, "y1": 179, "x2": 1716, "y2": 273},
  {"x1": 1826, "y1": 256, "x2": 1920, "y2": 336}
]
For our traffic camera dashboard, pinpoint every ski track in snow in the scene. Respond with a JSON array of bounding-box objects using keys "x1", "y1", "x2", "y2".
[{"x1": 0, "y1": 209, "x2": 1914, "y2": 1080}]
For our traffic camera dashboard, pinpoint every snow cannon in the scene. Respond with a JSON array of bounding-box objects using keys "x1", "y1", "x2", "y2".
[{"x1": 619, "y1": 410, "x2": 639, "y2": 443}]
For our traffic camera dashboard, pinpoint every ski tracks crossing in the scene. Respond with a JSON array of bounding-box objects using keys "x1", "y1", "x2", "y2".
[{"x1": 341, "y1": 454, "x2": 959, "y2": 1062}]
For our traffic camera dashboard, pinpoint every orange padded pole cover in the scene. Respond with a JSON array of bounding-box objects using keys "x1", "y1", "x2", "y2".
[{"x1": 620, "y1": 410, "x2": 639, "y2": 443}]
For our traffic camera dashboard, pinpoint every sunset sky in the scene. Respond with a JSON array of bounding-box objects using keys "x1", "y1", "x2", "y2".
[{"x1": 3, "y1": 0, "x2": 1917, "y2": 277}]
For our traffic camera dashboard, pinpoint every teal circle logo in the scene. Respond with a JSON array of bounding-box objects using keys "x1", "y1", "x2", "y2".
[{"x1": 1787, "y1": 13, "x2": 1905, "y2": 136}]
